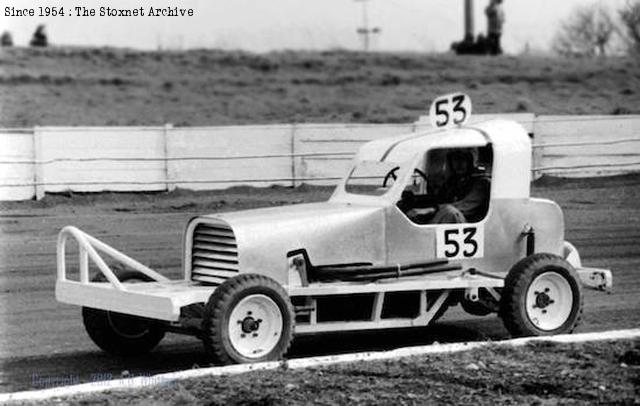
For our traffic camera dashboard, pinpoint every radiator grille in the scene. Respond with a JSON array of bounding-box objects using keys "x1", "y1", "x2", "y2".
[{"x1": 191, "y1": 222, "x2": 238, "y2": 285}]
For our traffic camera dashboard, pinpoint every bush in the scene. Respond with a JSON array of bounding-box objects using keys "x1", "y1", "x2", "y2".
[
  {"x1": 0, "y1": 31, "x2": 13, "y2": 47},
  {"x1": 553, "y1": 3, "x2": 616, "y2": 57}
]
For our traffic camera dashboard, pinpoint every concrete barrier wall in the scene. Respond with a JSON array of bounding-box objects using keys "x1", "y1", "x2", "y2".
[
  {"x1": 0, "y1": 130, "x2": 34, "y2": 201},
  {"x1": 0, "y1": 114, "x2": 638, "y2": 200},
  {"x1": 168, "y1": 125, "x2": 294, "y2": 190},
  {"x1": 36, "y1": 127, "x2": 166, "y2": 196},
  {"x1": 294, "y1": 123, "x2": 412, "y2": 186},
  {"x1": 533, "y1": 115, "x2": 640, "y2": 177}
]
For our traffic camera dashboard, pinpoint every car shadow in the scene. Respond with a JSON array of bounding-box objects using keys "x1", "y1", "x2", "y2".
[{"x1": 1, "y1": 317, "x2": 509, "y2": 393}]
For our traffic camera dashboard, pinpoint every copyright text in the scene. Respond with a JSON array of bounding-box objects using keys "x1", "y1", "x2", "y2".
[{"x1": 5, "y1": 6, "x2": 195, "y2": 17}]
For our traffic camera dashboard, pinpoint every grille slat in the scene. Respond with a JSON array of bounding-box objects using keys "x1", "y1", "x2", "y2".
[
  {"x1": 193, "y1": 266, "x2": 238, "y2": 275},
  {"x1": 194, "y1": 236, "x2": 237, "y2": 247},
  {"x1": 192, "y1": 275, "x2": 228, "y2": 285},
  {"x1": 196, "y1": 229, "x2": 235, "y2": 239},
  {"x1": 193, "y1": 258, "x2": 239, "y2": 270},
  {"x1": 193, "y1": 250, "x2": 238, "y2": 265},
  {"x1": 193, "y1": 243, "x2": 238, "y2": 255},
  {"x1": 191, "y1": 222, "x2": 239, "y2": 286}
]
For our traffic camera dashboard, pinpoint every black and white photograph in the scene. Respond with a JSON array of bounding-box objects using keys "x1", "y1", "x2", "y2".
[{"x1": 0, "y1": 0, "x2": 639, "y2": 404}]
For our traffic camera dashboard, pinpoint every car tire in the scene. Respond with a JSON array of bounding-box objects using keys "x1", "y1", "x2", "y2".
[
  {"x1": 202, "y1": 274, "x2": 295, "y2": 365},
  {"x1": 499, "y1": 253, "x2": 583, "y2": 337},
  {"x1": 82, "y1": 271, "x2": 166, "y2": 356}
]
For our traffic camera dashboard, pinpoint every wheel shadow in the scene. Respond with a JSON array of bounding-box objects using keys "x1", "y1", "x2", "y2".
[{"x1": 289, "y1": 316, "x2": 508, "y2": 358}]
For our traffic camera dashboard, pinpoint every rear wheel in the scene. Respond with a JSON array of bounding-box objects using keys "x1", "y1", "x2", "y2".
[
  {"x1": 202, "y1": 274, "x2": 295, "y2": 365},
  {"x1": 500, "y1": 254, "x2": 583, "y2": 337},
  {"x1": 82, "y1": 271, "x2": 166, "y2": 356}
]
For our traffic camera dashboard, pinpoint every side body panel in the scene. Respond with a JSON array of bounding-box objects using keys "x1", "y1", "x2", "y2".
[
  {"x1": 385, "y1": 198, "x2": 564, "y2": 275},
  {"x1": 525, "y1": 197, "x2": 565, "y2": 256}
]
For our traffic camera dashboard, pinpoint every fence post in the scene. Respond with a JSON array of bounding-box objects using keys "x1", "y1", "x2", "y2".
[
  {"x1": 164, "y1": 123, "x2": 175, "y2": 192},
  {"x1": 33, "y1": 126, "x2": 45, "y2": 200},
  {"x1": 290, "y1": 124, "x2": 297, "y2": 187},
  {"x1": 530, "y1": 116, "x2": 544, "y2": 180}
]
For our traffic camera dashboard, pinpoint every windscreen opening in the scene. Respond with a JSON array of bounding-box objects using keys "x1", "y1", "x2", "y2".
[{"x1": 345, "y1": 160, "x2": 402, "y2": 196}]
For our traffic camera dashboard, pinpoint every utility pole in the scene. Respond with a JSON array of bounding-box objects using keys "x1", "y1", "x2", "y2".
[
  {"x1": 464, "y1": 0, "x2": 475, "y2": 42},
  {"x1": 452, "y1": 0, "x2": 478, "y2": 54},
  {"x1": 354, "y1": 0, "x2": 381, "y2": 52}
]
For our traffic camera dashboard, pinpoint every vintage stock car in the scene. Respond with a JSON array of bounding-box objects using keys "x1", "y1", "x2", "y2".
[{"x1": 56, "y1": 94, "x2": 612, "y2": 364}]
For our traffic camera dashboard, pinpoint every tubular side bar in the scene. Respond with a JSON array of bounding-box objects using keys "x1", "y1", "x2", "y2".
[{"x1": 57, "y1": 226, "x2": 171, "y2": 288}]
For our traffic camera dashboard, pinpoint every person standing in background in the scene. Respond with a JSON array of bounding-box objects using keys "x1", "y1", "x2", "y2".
[
  {"x1": 485, "y1": 0, "x2": 505, "y2": 55},
  {"x1": 30, "y1": 25, "x2": 48, "y2": 47}
]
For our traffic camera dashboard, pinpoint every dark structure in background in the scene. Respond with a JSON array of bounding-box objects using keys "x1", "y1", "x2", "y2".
[
  {"x1": 452, "y1": 0, "x2": 504, "y2": 55},
  {"x1": 0, "y1": 31, "x2": 13, "y2": 47},
  {"x1": 354, "y1": 0, "x2": 381, "y2": 52},
  {"x1": 30, "y1": 25, "x2": 48, "y2": 47}
]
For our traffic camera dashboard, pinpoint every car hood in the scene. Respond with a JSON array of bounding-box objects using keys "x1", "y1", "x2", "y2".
[{"x1": 198, "y1": 202, "x2": 386, "y2": 284}]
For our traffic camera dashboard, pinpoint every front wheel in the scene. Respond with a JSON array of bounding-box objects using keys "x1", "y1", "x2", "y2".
[
  {"x1": 499, "y1": 253, "x2": 583, "y2": 337},
  {"x1": 202, "y1": 274, "x2": 295, "y2": 365},
  {"x1": 82, "y1": 271, "x2": 166, "y2": 356}
]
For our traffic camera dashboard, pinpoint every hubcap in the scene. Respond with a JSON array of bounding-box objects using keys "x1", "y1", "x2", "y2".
[
  {"x1": 534, "y1": 290, "x2": 554, "y2": 309},
  {"x1": 108, "y1": 278, "x2": 151, "y2": 338},
  {"x1": 526, "y1": 271, "x2": 573, "y2": 331},
  {"x1": 108, "y1": 312, "x2": 151, "y2": 338},
  {"x1": 228, "y1": 294, "x2": 283, "y2": 359},
  {"x1": 240, "y1": 317, "x2": 261, "y2": 333}
]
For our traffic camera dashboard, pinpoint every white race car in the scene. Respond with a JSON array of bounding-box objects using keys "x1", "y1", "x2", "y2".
[{"x1": 56, "y1": 94, "x2": 612, "y2": 364}]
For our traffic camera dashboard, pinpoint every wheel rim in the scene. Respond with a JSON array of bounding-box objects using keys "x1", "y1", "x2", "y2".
[
  {"x1": 107, "y1": 278, "x2": 152, "y2": 338},
  {"x1": 526, "y1": 271, "x2": 573, "y2": 331},
  {"x1": 228, "y1": 294, "x2": 283, "y2": 359},
  {"x1": 107, "y1": 312, "x2": 151, "y2": 338}
]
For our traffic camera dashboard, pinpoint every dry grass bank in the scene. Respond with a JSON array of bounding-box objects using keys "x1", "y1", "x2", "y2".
[{"x1": 1, "y1": 47, "x2": 638, "y2": 127}]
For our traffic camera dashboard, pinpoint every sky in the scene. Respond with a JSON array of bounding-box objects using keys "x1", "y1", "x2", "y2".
[{"x1": 0, "y1": 0, "x2": 628, "y2": 53}]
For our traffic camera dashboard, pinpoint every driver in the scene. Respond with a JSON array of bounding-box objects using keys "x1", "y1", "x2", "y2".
[
  {"x1": 399, "y1": 149, "x2": 490, "y2": 224},
  {"x1": 398, "y1": 150, "x2": 449, "y2": 223},
  {"x1": 430, "y1": 149, "x2": 490, "y2": 224}
]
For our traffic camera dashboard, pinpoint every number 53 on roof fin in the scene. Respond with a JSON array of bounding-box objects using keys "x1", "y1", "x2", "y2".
[{"x1": 429, "y1": 93, "x2": 472, "y2": 129}]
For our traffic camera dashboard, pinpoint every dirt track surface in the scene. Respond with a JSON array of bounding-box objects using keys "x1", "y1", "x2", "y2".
[{"x1": 1, "y1": 175, "x2": 639, "y2": 393}]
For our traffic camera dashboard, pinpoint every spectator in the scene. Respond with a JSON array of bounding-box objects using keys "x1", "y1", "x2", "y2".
[
  {"x1": 0, "y1": 31, "x2": 13, "y2": 47},
  {"x1": 30, "y1": 25, "x2": 48, "y2": 47},
  {"x1": 485, "y1": 0, "x2": 505, "y2": 55}
]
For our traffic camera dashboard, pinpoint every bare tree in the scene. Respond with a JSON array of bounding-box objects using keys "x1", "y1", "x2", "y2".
[
  {"x1": 553, "y1": 3, "x2": 616, "y2": 57},
  {"x1": 619, "y1": 0, "x2": 640, "y2": 55}
]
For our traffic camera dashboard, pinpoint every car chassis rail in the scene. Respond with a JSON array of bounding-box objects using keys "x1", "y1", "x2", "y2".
[{"x1": 60, "y1": 226, "x2": 597, "y2": 333}]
